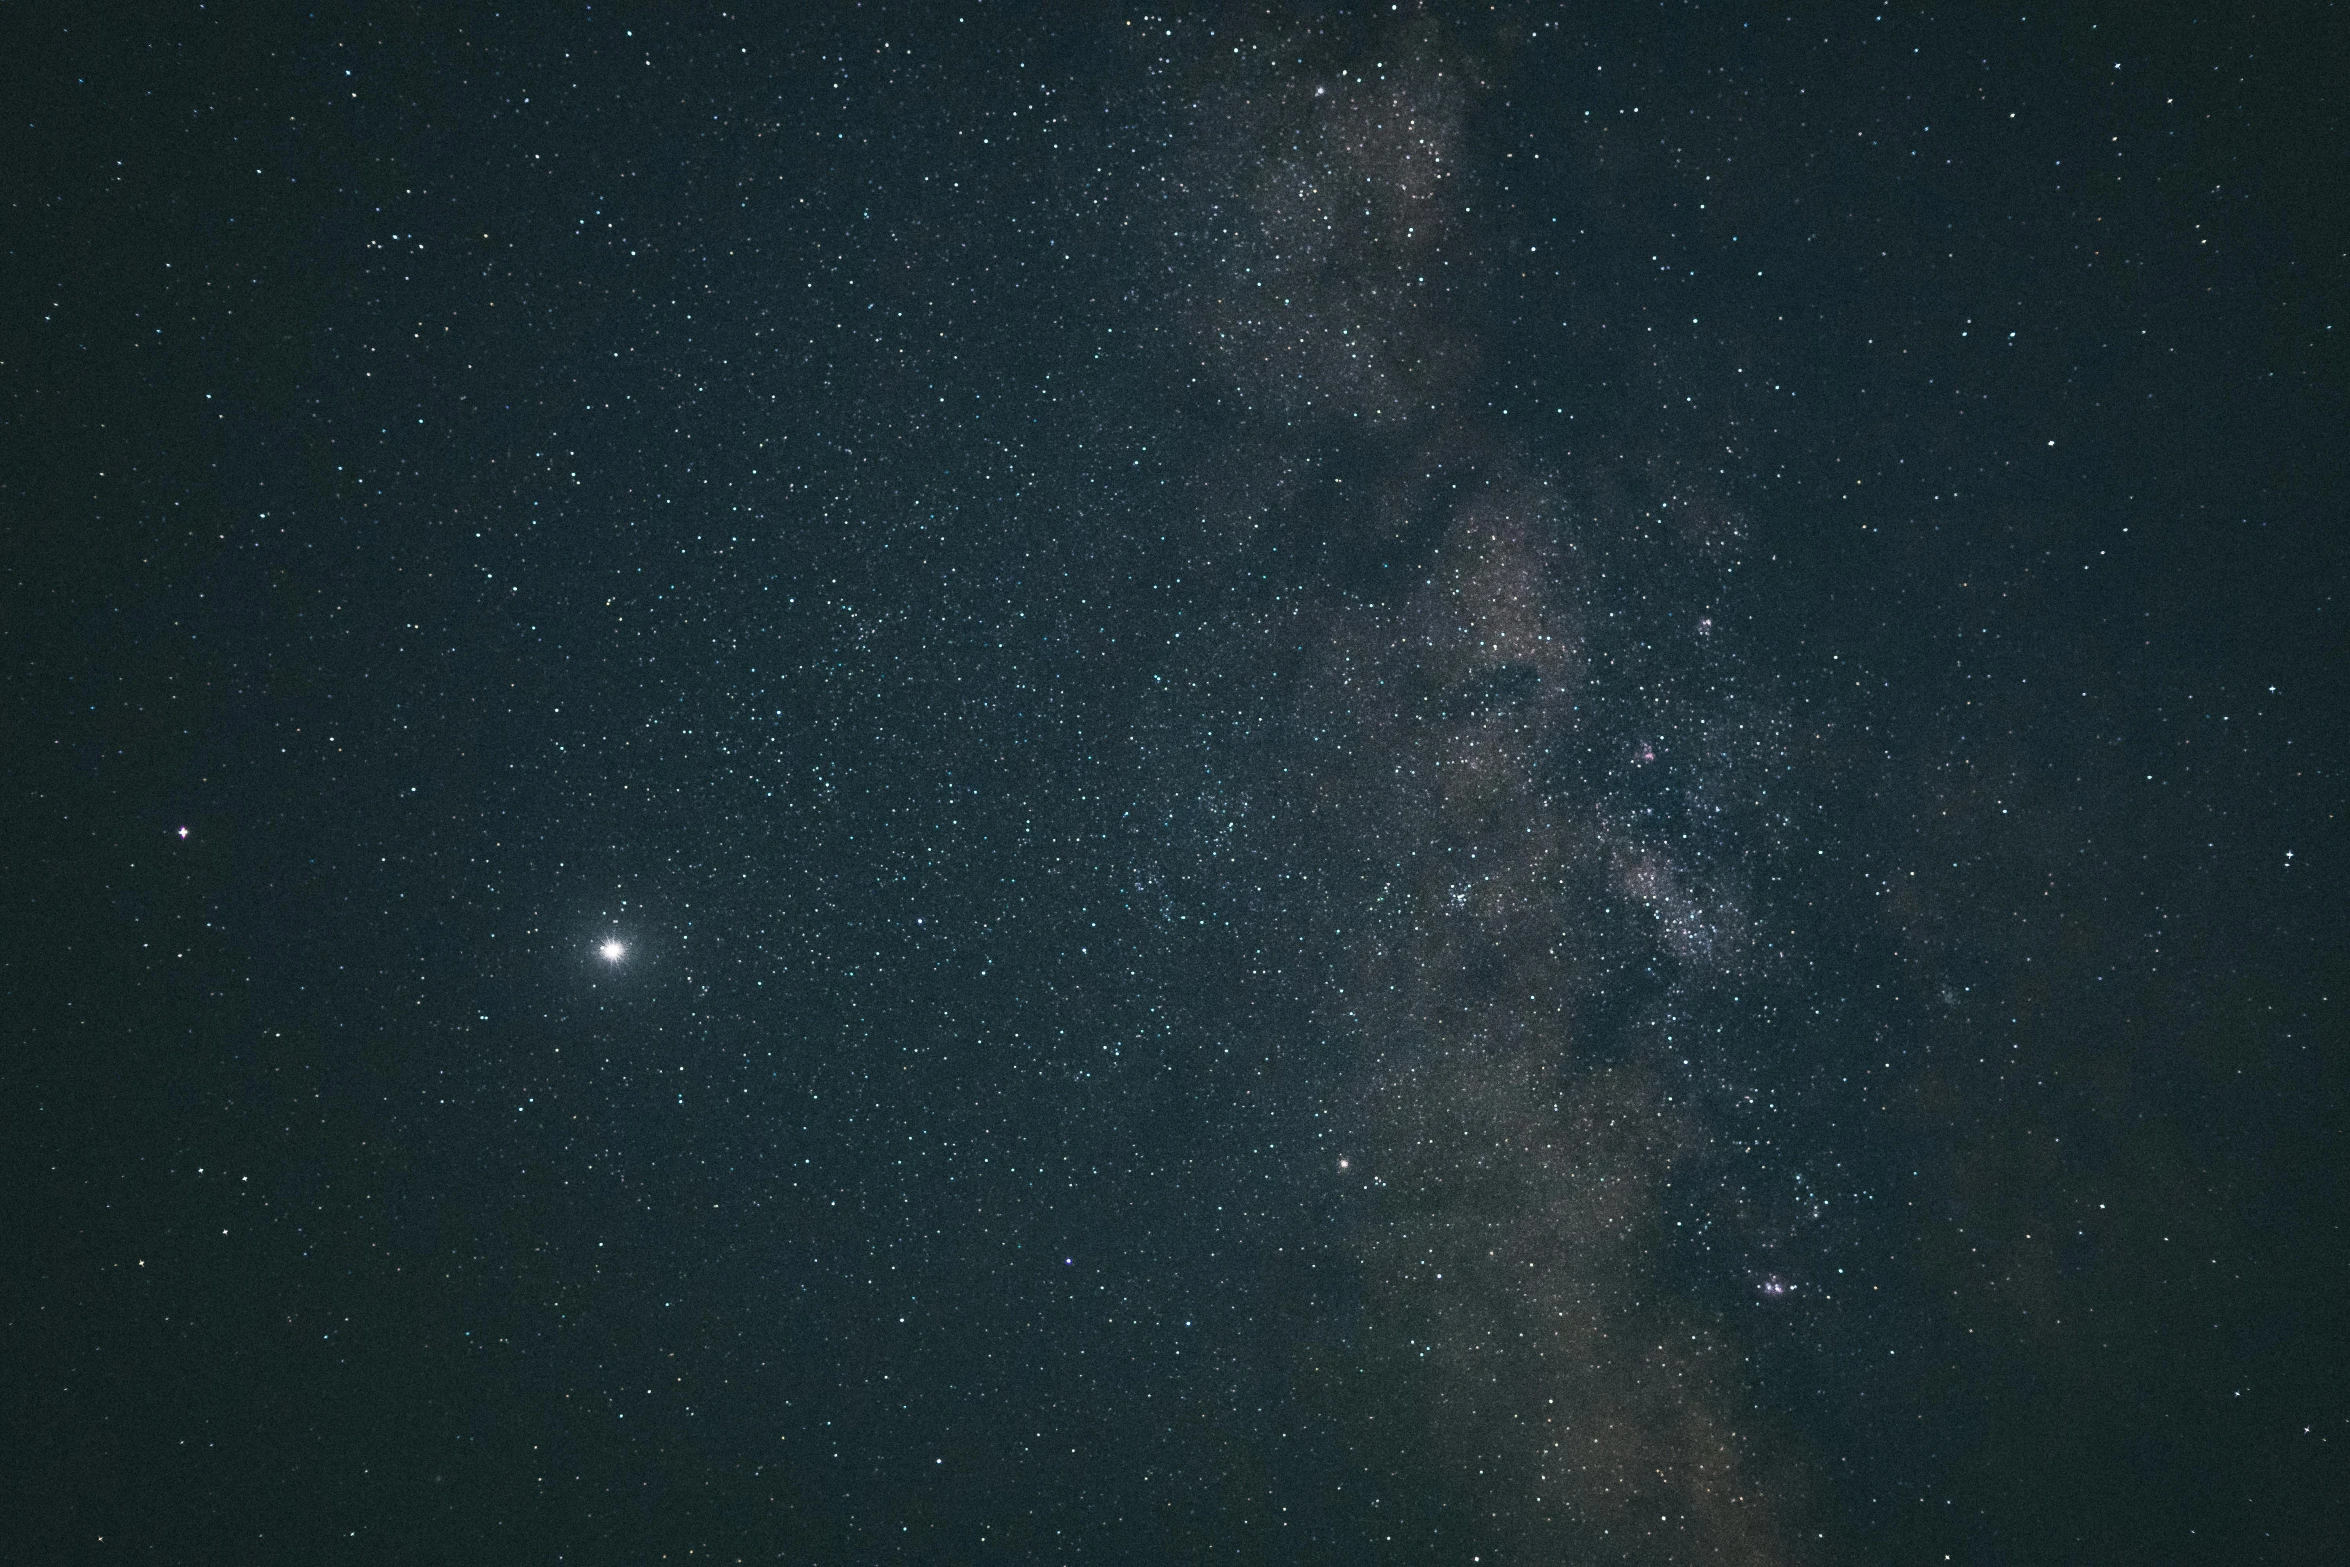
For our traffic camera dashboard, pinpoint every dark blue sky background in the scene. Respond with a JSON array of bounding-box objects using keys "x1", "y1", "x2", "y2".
[{"x1": 8, "y1": 5, "x2": 2345, "y2": 1562}]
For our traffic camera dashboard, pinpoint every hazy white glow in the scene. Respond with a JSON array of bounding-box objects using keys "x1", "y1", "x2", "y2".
[{"x1": 599, "y1": 939, "x2": 626, "y2": 963}]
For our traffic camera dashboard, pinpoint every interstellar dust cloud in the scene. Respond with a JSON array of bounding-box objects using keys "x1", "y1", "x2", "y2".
[{"x1": 1138, "y1": 25, "x2": 1807, "y2": 1561}]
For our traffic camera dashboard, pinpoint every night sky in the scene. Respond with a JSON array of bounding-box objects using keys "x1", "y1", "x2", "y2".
[{"x1": 10, "y1": 5, "x2": 2348, "y2": 1563}]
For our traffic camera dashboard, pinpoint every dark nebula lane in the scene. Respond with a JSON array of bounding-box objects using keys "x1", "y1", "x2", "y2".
[
  {"x1": 1142, "y1": 41, "x2": 1805, "y2": 1555},
  {"x1": 10, "y1": 7, "x2": 2345, "y2": 1564}
]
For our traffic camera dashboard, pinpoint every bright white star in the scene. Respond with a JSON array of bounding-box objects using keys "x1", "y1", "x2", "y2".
[{"x1": 600, "y1": 940, "x2": 626, "y2": 963}]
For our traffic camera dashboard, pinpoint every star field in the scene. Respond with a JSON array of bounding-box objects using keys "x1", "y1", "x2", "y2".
[{"x1": 9, "y1": 6, "x2": 2346, "y2": 1563}]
